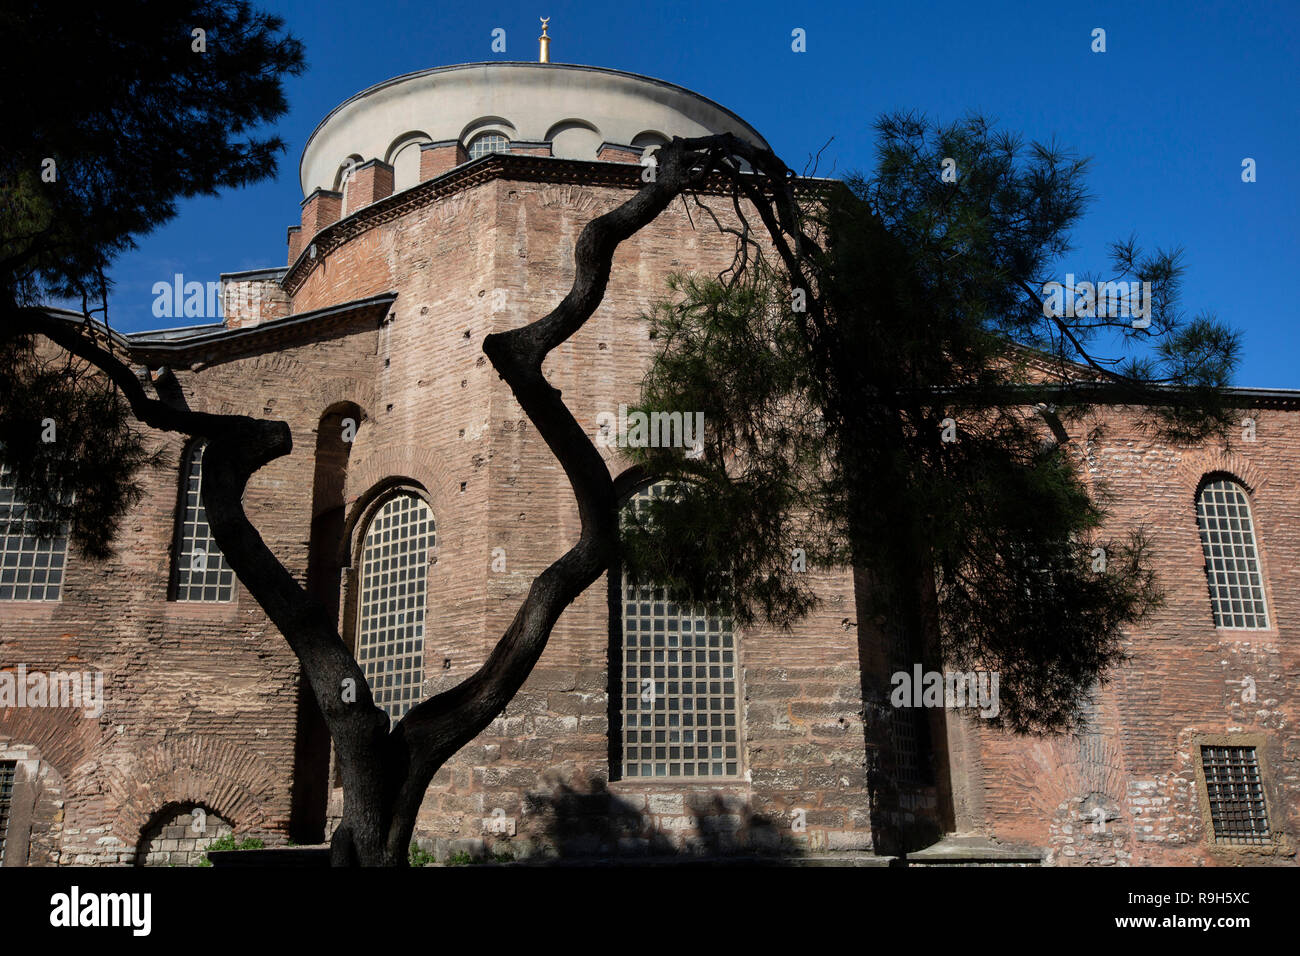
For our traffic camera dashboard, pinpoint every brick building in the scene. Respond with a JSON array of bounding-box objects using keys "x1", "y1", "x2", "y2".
[{"x1": 0, "y1": 58, "x2": 1295, "y2": 867}]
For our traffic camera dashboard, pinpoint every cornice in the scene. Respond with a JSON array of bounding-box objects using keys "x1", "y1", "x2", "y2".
[
  {"x1": 126, "y1": 293, "x2": 397, "y2": 369},
  {"x1": 281, "y1": 153, "x2": 835, "y2": 296}
]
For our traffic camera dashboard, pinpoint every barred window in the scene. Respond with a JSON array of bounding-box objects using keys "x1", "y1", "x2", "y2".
[
  {"x1": 356, "y1": 492, "x2": 433, "y2": 722},
  {"x1": 171, "y1": 442, "x2": 235, "y2": 602},
  {"x1": 0, "y1": 760, "x2": 15, "y2": 864},
  {"x1": 617, "y1": 483, "x2": 741, "y2": 779},
  {"x1": 1201, "y1": 745, "x2": 1270, "y2": 845},
  {"x1": 0, "y1": 462, "x2": 68, "y2": 601},
  {"x1": 467, "y1": 133, "x2": 509, "y2": 160},
  {"x1": 886, "y1": 618, "x2": 931, "y2": 786},
  {"x1": 1196, "y1": 478, "x2": 1269, "y2": 629}
]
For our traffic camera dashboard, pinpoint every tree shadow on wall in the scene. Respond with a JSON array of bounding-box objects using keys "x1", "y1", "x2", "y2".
[{"x1": 519, "y1": 776, "x2": 805, "y2": 864}]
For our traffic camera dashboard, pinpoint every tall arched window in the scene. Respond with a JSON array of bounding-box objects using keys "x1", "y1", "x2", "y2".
[
  {"x1": 355, "y1": 491, "x2": 433, "y2": 721},
  {"x1": 0, "y1": 461, "x2": 68, "y2": 601},
  {"x1": 612, "y1": 482, "x2": 741, "y2": 779},
  {"x1": 171, "y1": 441, "x2": 234, "y2": 602},
  {"x1": 467, "y1": 133, "x2": 509, "y2": 160},
  {"x1": 1196, "y1": 477, "x2": 1269, "y2": 629}
]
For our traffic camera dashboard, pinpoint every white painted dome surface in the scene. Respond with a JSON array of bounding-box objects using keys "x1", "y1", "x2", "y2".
[{"x1": 300, "y1": 61, "x2": 769, "y2": 195}]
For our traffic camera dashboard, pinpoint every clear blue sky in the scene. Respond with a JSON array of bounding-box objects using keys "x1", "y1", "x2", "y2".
[{"x1": 106, "y1": 0, "x2": 1300, "y2": 387}]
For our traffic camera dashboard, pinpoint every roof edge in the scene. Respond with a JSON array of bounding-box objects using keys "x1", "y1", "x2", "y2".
[{"x1": 125, "y1": 292, "x2": 398, "y2": 358}]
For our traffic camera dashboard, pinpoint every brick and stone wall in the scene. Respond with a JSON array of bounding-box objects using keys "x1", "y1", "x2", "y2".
[
  {"x1": 288, "y1": 171, "x2": 878, "y2": 859},
  {"x1": 3, "y1": 156, "x2": 1296, "y2": 867},
  {"x1": 138, "y1": 807, "x2": 233, "y2": 866}
]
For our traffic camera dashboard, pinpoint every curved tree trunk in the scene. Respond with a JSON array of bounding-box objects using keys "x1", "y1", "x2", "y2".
[{"x1": 5, "y1": 132, "x2": 814, "y2": 865}]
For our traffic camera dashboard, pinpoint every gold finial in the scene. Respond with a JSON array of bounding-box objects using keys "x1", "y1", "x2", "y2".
[{"x1": 539, "y1": 17, "x2": 551, "y2": 63}]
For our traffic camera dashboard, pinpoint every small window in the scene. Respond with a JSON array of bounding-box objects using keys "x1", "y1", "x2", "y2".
[
  {"x1": 171, "y1": 441, "x2": 235, "y2": 602},
  {"x1": 334, "y1": 156, "x2": 362, "y2": 213},
  {"x1": 0, "y1": 462, "x2": 68, "y2": 601},
  {"x1": 1196, "y1": 478, "x2": 1269, "y2": 629},
  {"x1": 390, "y1": 141, "x2": 423, "y2": 192},
  {"x1": 0, "y1": 760, "x2": 15, "y2": 864},
  {"x1": 631, "y1": 131, "x2": 668, "y2": 159},
  {"x1": 1200, "y1": 745, "x2": 1270, "y2": 845},
  {"x1": 615, "y1": 483, "x2": 742, "y2": 780},
  {"x1": 355, "y1": 492, "x2": 433, "y2": 721},
  {"x1": 467, "y1": 133, "x2": 509, "y2": 160},
  {"x1": 886, "y1": 618, "x2": 932, "y2": 786}
]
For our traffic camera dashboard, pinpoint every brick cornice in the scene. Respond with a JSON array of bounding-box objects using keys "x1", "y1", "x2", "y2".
[
  {"x1": 281, "y1": 153, "x2": 831, "y2": 296},
  {"x1": 126, "y1": 292, "x2": 397, "y2": 368}
]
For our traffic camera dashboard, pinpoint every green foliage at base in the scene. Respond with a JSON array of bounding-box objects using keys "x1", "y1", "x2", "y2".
[
  {"x1": 197, "y1": 835, "x2": 266, "y2": 867},
  {"x1": 409, "y1": 842, "x2": 437, "y2": 867}
]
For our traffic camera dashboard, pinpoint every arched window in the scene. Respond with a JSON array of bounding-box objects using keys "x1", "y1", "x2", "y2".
[
  {"x1": 612, "y1": 482, "x2": 741, "y2": 779},
  {"x1": 1196, "y1": 477, "x2": 1269, "y2": 629},
  {"x1": 171, "y1": 441, "x2": 235, "y2": 602},
  {"x1": 389, "y1": 141, "x2": 422, "y2": 192},
  {"x1": 631, "y1": 131, "x2": 668, "y2": 159},
  {"x1": 385, "y1": 133, "x2": 430, "y2": 193},
  {"x1": 334, "y1": 154, "x2": 363, "y2": 209},
  {"x1": 546, "y1": 120, "x2": 601, "y2": 160},
  {"x1": 355, "y1": 491, "x2": 433, "y2": 721},
  {"x1": 467, "y1": 133, "x2": 509, "y2": 160},
  {"x1": 0, "y1": 461, "x2": 68, "y2": 601}
]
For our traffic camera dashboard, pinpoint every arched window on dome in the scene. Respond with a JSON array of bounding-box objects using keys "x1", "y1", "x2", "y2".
[
  {"x1": 170, "y1": 440, "x2": 235, "y2": 602},
  {"x1": 390, "y1": 141, "x2": 423, "y2": 192},
  {"x1": 631, "y1": 131, "x2": 669, "y2": 159},
  {"x1": 354, "y1": 490, "x2": 434, "y2": 721},
  {"x1": 547, "y1": 120, "x2": 601, "y2": 160},
  {"x1": 609, "y1": 481, "x2": 742, "y2": 779},
  {"x1": 1196, "y1": 476, "x2": 1270, "y2": 629},
  {"x1": 334, "y1": 155, "x2": 363, "y2": 211},
  {"x1": 467, "y1": 133, "x2": 510, "y2": 160},
  {"x1": 386, "y1": 133, "x2": 431, "y2": 193}
]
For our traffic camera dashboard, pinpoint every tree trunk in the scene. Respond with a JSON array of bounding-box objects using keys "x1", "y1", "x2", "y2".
[{"x1": 5, "y1": 133, "x2": 812, "y2": 865}]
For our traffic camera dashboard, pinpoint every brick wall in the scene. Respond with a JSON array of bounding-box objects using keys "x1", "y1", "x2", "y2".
[
  {"x1": 968, "y1": 407, "x2": 1299, "y2": 865},
  {"x1": 138, "y1": 807, "x2": 233, "y2": 866},
  {"x1": 3, "y1": 160, "x2": 1296, "y2": 867}
]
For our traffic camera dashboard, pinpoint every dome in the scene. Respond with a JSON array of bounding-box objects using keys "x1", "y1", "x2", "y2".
[{"x1": 299, "y1": 61, "x2": 770, "y2": 196}]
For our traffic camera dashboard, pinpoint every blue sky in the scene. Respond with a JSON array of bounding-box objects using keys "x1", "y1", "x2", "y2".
[{"x1": 106, "y1": 0, "x2": 1299, "y2": 386}]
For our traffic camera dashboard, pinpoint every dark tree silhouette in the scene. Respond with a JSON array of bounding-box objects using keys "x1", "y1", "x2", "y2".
[
  {"x1": 1, "y1": 0, "x2": 305, "y2": 551},
  {"x1": 619, "y1": 114, "x2": 1239, "y2": 739}
]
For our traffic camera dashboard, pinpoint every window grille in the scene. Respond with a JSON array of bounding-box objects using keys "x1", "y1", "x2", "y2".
[
  {"x1": 1201, "y1": 745, "x2": 1270, "y2": 845},
  {"x1": 1196, "y1": 479, "x2": 1269, "y2": 629},
  {"x1": 886, "y1": 619, "x2": 929, "y2": 786},
  {"x1": 0, "y1": 462, "x2": 68, "y2": 601},
  {"x1": 172, "y1": 442, "x2": 235, "y2": 602},
  {"x1": 619, "y1": 483, "x2": 741, "y2": 779},
  {"x1": 0, "y1": 761, "x2": 15, "y2": 864},
  {"x1": 356, "y1": 493, "x2": 433, "y2": 721},
  {"x1": 468, "y1": 133, "x2": 509, "y2": 160}
]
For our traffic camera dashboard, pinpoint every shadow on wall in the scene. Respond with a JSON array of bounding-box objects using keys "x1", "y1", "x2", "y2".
[{"x1": 431, "y1": 776, "x2": 812, "y2": 864}]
